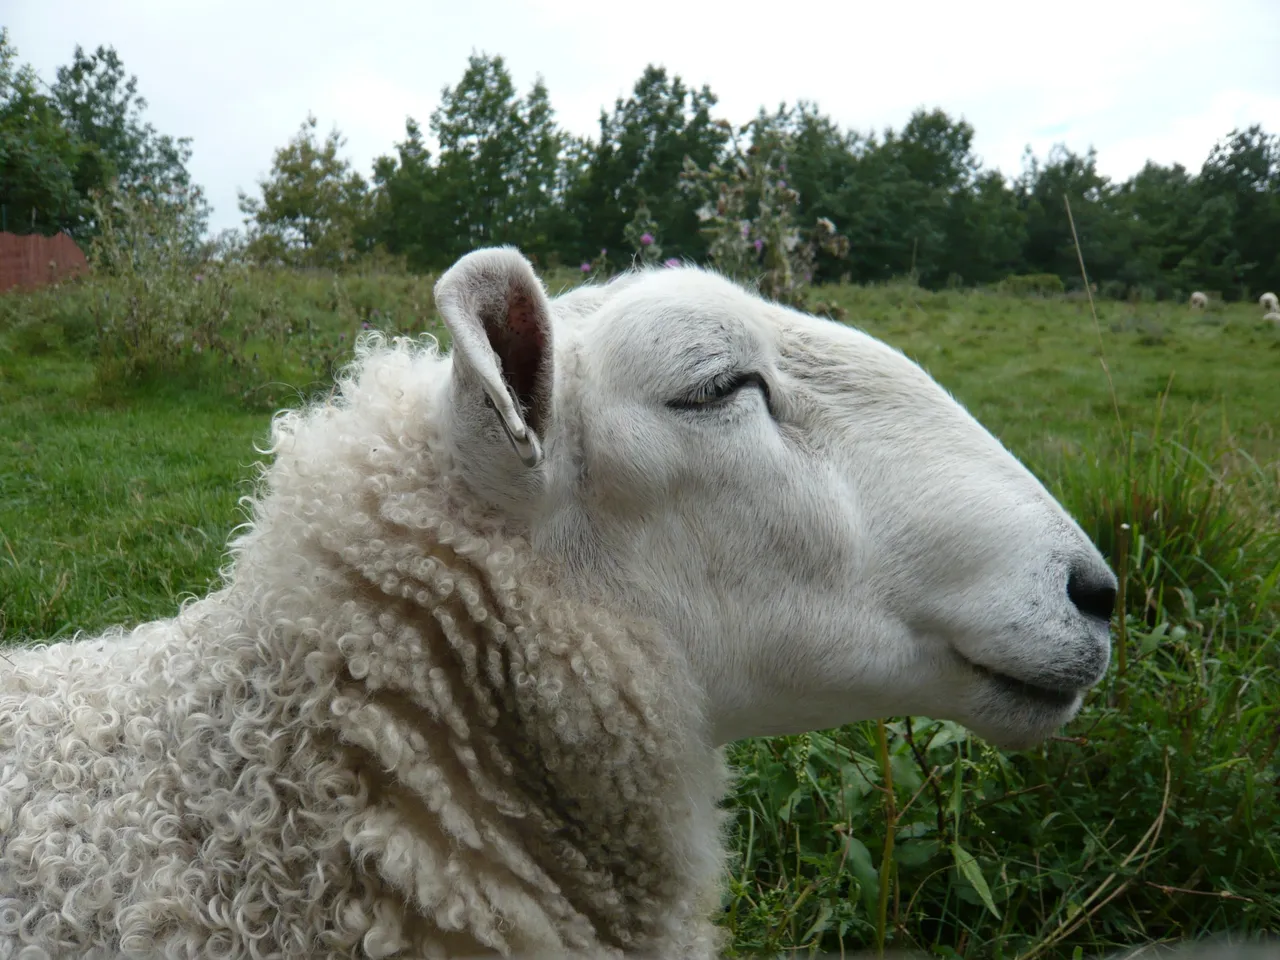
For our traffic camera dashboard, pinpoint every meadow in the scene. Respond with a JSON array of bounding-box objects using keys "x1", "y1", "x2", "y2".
[{"x1": 1, "y1": 263, "x2": 1277, "y2": 959}]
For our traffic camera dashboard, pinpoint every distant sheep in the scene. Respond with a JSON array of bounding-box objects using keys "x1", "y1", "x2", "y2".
[
  {"x1": 1190, "y1": 291, "x2": 1208, "y2": 309},
  {"x1": 1260, "y1": 292, "x2": 1278, "y2": 313},
  {"x1": 1265, "y1": 311, "x2": 1280, "y2": 323},
  {"x1": 0, "y1": 247, "x2": 1118, "y2": 958}
]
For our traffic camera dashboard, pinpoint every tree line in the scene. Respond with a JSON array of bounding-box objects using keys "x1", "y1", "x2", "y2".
[{"x1": 4, "y1": 30, "x2": 1277, "y2": 299}]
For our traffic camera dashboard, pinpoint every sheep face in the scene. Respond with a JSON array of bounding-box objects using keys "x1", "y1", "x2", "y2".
[{"x1": 436, "y1": 248, "x2": 1116, "y2": 751}]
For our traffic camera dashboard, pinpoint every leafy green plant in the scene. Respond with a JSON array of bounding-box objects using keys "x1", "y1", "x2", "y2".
[
  {"x1": 999, "y1": 273, "x2": 1066, "y2": 297},
  {"x1": 623, "y1": 200, "x2": 666, "y2": 267},
  {"x1": 679, "y1": 122, "x2": 850, "y2": 317}
]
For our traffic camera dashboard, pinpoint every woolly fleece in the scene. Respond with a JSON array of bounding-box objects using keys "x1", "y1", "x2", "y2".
[{"x1": 0, "y1": 333, "x2": 730, "y2": 959}]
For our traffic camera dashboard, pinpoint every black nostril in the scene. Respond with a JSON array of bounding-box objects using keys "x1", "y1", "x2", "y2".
[{"x1": 1067, "y1": 567, "x2": 1118, "y2": 622}]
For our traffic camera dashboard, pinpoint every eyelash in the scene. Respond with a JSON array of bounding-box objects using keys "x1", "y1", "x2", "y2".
[{"x1": 668, "y1": 372, "x2": 772, "y2": 413}]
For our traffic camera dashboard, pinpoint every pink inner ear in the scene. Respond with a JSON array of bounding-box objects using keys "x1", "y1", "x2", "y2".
[{"x1": 486, "y1": 289, "x2": 548, "y2": 432}]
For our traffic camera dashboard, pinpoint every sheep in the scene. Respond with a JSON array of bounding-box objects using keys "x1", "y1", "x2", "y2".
[
  {"x1": 1190, "y1": 291, "x2": 1208, "y2": 308},
  {"x1": 0, "y1": 246, "x2": 1118, "y2": 960},
  {"x1": 1260, "y1": 292, "x2": 1278, "y2": 313},
  {"x1": 1265, "y1": 311, "x2": 1280, "y2": 323}
]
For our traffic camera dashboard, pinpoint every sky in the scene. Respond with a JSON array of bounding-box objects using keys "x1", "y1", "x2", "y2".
[{"x1": 6, "y1": 0, "x2": 1280, "y2": 236}]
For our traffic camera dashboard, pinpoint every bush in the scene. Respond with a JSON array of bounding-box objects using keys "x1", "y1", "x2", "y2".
[
  {"x1": 0, "y1": 183, "x2": 443, "y2": 410},
  {"x1": 679, "y1": 121, "x2": 850, "y2": 319},
  {"x1": 999, "y1": 273, "x2": 1066, "y2": 297}
]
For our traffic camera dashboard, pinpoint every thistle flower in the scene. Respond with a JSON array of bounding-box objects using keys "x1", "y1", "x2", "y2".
[
  {"x1": 581, "y1": 262, "x2": 592, "y2": 273},
  {"x1": 640, "y1": 233, "x2": 654, "y2": 246},
  {"x1": 664, "y1": 258, "x2": 680, "y2": 268}
]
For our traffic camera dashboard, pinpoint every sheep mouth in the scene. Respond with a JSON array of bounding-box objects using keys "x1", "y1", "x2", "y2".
[{"x1": 963, "y1": 658, "x2": 1080, "y2": 709}]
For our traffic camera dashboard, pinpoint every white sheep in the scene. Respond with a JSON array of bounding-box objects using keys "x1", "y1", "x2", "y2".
[
  {"x1": 1260, "y1": 292, "x2": 1279, "y2": 313},
  {"x1": 1265, "y1": 311, "x2": 1280, "y2": 323},
  {"x1": 1190, "y1": 291, "x2": 1208, "y2": 308},
  {"x1": 0, "y1": 247, "x2": 1117, "y2": 959}
]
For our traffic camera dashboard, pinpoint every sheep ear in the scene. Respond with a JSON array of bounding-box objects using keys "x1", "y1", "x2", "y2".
[{"x1": 435, "y1": 246, "x2": 553, "y2": 471}]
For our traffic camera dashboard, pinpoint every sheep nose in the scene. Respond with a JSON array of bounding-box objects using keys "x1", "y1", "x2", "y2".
[{"x1": 1066, "y1": 564, "x2": 1118, "y2": 623}]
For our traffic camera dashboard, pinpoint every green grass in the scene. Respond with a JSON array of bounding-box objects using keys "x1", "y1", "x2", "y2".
[{"x1": 1, "y1": 268, "x2": 1277, "y2": 958}]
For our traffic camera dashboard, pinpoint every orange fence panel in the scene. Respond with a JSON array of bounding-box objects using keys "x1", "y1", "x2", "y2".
[{"x1": 0, "y1": 231, "x2": 89, "y2": 293}]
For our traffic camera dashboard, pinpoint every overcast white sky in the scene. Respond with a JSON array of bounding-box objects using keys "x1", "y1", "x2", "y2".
[{"x1": 7, "y1": 0, "x2": 1280, "y2": 235}]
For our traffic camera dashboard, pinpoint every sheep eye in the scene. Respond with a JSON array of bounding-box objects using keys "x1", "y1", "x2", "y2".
[{"x1": 668, "y1": 372, "x2": 771, "y2": 412}]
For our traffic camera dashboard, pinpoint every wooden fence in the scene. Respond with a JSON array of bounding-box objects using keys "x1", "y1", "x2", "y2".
[{"x1": 0, "y1": 231, "x2": 89, "y2": 293}]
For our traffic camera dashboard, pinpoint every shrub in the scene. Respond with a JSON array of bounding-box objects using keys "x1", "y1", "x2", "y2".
[
  {"x1": 999, "y1": 273, "x2": 1066, "y2": 297},
  {"x1": 623, "y1": 200, "x2": 666, "y2": 268},
  {"x1": 679, "y1": 122, "x2": 850, "y2": 318},
  {"x1": 0, "y1": 183, "x2": 443, "y2": 409}
]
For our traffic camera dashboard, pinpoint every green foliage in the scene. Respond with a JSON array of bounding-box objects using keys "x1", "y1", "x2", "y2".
[
  {"x1": 0, "y1": 29, "x2": 89, "y2": 235},
  {"x1": 999, "y1": 273, "x2": 1067, "y2": 296},
  {"x1": 1051, "y1": 418, "x2": 1280, "y2": 628},
  {"x1": 5, "y1": 31, "x2": 1280, "y2": 300},
  {"x1": 432, "y1": 54, "x2": 565, "y2": 260},
  {"x1": 559, "y1": 64, "x2": 730, "y2": 269},
  {"x1": 368, "y1": 53, "x2": 569, "y2": 271},
  {"x1": 2, "y1": 182, "x2": 436, "y2": 410},
  {"x1": 49, "y1": 41, "x2": 206, "y2": 240},
  {"x1": 354, "y1": 54, "x2": 1280, "y2": 301},
  {"x1": 0, "y1": 29, "x2": 203, "y2": 241},
  {"x1": 84, "y1": 181, "x2": 247, "y2": 389},
  {"x1": 681, "y1": 122, "x2": 850, "y2": 315},
  {"x1": 237, "y1": 114, "x2": 371, "y2": 268},
  {"x1": 622, "y1": 200, "x2": 665, "y2": 266}
]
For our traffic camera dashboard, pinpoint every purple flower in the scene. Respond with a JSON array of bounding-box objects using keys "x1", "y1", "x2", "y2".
[
  {"x1": 193, "y1": 273, "x2": 204, "y2": 283},
  {"x1": 361, "y1": 321, "x2": 372, "y2": 330},
  {"x1": 640, "y1": 232, "x2": 654, "y2": 246},
  {"x1": 753, "y1": 238, "x2": 764, "y2": 253},
  {"x1": 339, "y1": 332, "x2": 346, "y2": 341},
  {"x1": 664, "y1": 257, "x2": 680, "y2": 268},
  {"x1": 601, "y1": 248, "x2": 607, "y2": 256},
  {"x1": 581, "y1": 262, "x2": 592, "y2": 273},
  {"x1": 777, "y1": 180, "x2": 786, "y2": 188}
]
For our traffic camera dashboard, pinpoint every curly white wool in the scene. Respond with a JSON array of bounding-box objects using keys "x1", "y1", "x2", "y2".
[{"x1": 0, "y1": 333, "x2": 728, "y2": 959}]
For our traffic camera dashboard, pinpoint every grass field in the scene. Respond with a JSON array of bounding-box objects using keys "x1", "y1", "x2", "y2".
[{"x1": 1, "y1": 266, "x2": 1277, "y2": 957}]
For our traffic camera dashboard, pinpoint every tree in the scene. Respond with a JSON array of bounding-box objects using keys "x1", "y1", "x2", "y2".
[
  {"x1": 51, "y1": 42, "x2": 207, "y2": 238},
  {"x1": 367, "y1": 53, "x2": 569, "y2": 269},
  {"x1": 1016, "y1": 143, "x2": 1122, "y2": 283},
  {"x1": 1109, "y1": 161, "x2": 1201, "y2": 296},
  {"x1": 238, "y1": 115, "x2": 371, "y2": 268},
  {"x1": 367, "y1": 118, "x2": 440, "y2": 270},
  {"x1": 1197, "y1": 125, "x2": 1280, "y2": 297},
  {"x1": 428, "y1": 53, "x2": 564, "y2": 263},
  {"x1": 569, "y1": 65, "x2": 729, "y2": 267},
  {"x1": 0, "y1": 28, "x2": 88, "y2": 235}
]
